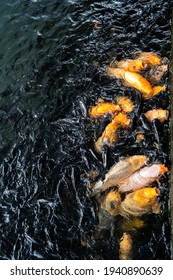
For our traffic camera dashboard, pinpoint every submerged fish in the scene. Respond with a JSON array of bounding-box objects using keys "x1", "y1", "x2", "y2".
[
  {"x1": 147, "y1": 64, "x2": 168, "y2": 85},
  {"x1": 95, "y1": 122, "x2": 119, "y2": 154},
  {"x1": 118, "y1": 217, "x2": 145, "y2": 233},
  {"x1": 134, "y1": 52, "x2": 162, "y2": 66},
  {"x1": 88, "y1": 102, "x2": 121, "y2": 119},
  {"x1": 118, "y1": 164, "x2": 168, "y2": 193},
  {"x1": 119, "y1": 187, "x2": 160, "y2": 217},
  {"x1": 119, "y1": 232, "x2": 133, "y2": 260},
  {"x1": 100, "y1": 190, "x2": 121, "y2": 216},
  {"x1": 152, "y1": 85, "x2": 166, "y2": 96},
  {"x1": 116, "y1": 96, "x2": 135, "y2": 113},
  {"x1": 106, "y1": 67, "x2": 166, "y2": 100},
  {"x1": 113, "y1": 58, "x2": 147, "y2": 72},
  {"x1": 144, "y1": 109, "x2": 169, "y2": 123},
  {"x1": 135, "y1": 133, "x2": 145, "y2": 142},
  {"x1": 93, "y1": 155, "x2": 147, "y2": 193},
  {"x1": 112, "y1": 112, "x2": 131, "y2": 127},
  {"x1": 96, "y1": 191, "x2": 121, "y2": 233},
  {"x1": 95, "y1": 112, "x2": 130, "y2": 153}
]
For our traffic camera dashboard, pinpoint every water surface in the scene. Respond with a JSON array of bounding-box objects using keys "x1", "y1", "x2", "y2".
[{"x1": 0, "y1": 0, "x2": 171, "y2": 259}]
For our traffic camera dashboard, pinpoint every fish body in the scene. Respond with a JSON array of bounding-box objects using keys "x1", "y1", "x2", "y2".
[
  {"x1": 144, "y1": 109, "x2": 169, "y2": 123},
  {"x1": 134, "y1": 52, "x2": 162, "y2": 66},
  {"x1": 89, "y1": 102, "x2": 121, "y2": 118},
  {"x1": 118, "y1": 164, "x2": 168, "y2": 193},
  {"x1": 101, "y1": 190, "x2": 121, "y2": 216},
  {"x1": 123, "y1": 71, "x2": 153, "y2": 99},
  {"x1": 95, "y1": 112, "x2": 130, "y2": 153},
  {"x1": 95, "y1": 122, "x2": 119, "y2": 153},
  {"x1": 119, "y1": 217, "x2": 145, "y2": 233},
  {"x1": 115, "y1": 59, "x2": 146, "y2": 72},
  {"x1": 116, "y1": 96, "x2": 135, "y2": 113},
  {"x1": 119, "y1": 187, "x2": 160, "y2": 217},
  {"x1": 112, "y1": 112, "x2": 131, "y2": 127},
  {"x1": 106, "y1": 67, "x2": 165, "y2": 99},
  {"x1": 93, "y1": 155, "x2": 147, "y2": 192},
  {"x1": 119, "y1": 232, "x2": 133, "y2": 260}
]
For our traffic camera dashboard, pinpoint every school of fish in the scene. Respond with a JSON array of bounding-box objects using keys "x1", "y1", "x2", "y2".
[{"x1": 87, "y1": 52, "x2": 169, "y2": 260}]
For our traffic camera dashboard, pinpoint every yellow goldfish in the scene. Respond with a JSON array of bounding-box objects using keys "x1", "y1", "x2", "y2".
[
  {"x1": 119, "y1": 187, "x2": 161, "y2": 217},
  {"x1": 95, "y1": 122, "x2": 119, "y2": 153},
  {"x1": 119, "y1": 232, "x2": 133, "y2": 260}
]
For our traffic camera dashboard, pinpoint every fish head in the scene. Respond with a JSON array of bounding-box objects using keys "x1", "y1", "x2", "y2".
[
  {"x1": 133, "y1": 187, "x2": 160, "y2": 208},
  {"x1": 101, "y1": 190, "x2": 121, "y2": 216}
]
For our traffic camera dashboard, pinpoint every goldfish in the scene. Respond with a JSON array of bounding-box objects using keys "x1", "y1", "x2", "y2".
[
  {"x1": 112, "y1": 112, "x2": 131, "y2": 127},
  {"x1": 147, "y1": 64, "x2": 168, "y2": 85},
  {"x1": 106, "y1": 67, "x2": 125, "y2": 79},
  {"x1": 106, "y1": 67, "x2": 166, "y2": 100},
  {"x1": 136, "y1": 133, "x2": 145, "y2": 142},
  {"x1": 118, "y1": 164, "x2": 168, "y2": 193},
  {"x1": 116, "y1": 96, "x2": 135, "y2": 113},
  {"x1": 93, "y1": 155, "x2": 147, "y2": 193},
  {"x1": 118, "y1": 217, "x2": 145, "y2": 233},
  {"x1": 100, "y1": 190, "x2": 121, "y2": 216},
  {"x1": 134, "y1": 52, "x2": 162, "y2": 66},
  {"x1": 95, "y1": 121, "x2": 119, "y2": 153},
  {"x1": 119, "y1": 187, "x2": 161, "y2": 217},
  {"x1": 96, "y1": 191, "x2": 121, "y2": 233},
  {"x1": 113, "y1": 58, "x2": 147, "y2": 72},
  {"x1": 119, "y1": 232, "x2": 133, "y2": 260},
  {"x1": 144, "y1": 109, "x2": 169, "y2": 123},
  {"x1": 88, "y1": 101, "x2": 121, "y2": 119},
  {"x1": 95, "y1": 112, "x2": 130, "y2": 153}
]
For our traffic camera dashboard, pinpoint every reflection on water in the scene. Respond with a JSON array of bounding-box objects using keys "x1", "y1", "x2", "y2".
[{"x1": 0, "y1": 0, "x2": 171, "y2": 259}]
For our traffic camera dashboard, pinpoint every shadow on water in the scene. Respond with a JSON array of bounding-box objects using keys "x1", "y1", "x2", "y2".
[{"x1": 0, "y1": 0, "x2": 172, "y2": 259}]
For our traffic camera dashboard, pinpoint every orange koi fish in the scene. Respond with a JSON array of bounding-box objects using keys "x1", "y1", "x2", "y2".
[
  {"x1": 134, "y1": 52, "x2": 162, "y2": 66},
  {"x1": 112, "y1": 112, "x2": 131, "y2": 127},
  {"x1": 114, "y1": 58, "x2": 146, "y2": 72},
  {"x1": 95, "y1": 122, "x2": 119, "y2": 154},
  {"x1": 119, "y1": 232, "x2": 133, "y2": 260},
  {"x1": 116, "y1": 96, "x2": 135, "y2": 113},
  {"x1": 135, "y1": 133, "x2": 145, "y2": 142},
  {"x1": 95, "y1": 112, "x2": 130, "y2": 153},
  {"x1": 118, "y1": 164, "x2": 168, "y2": 193},
  {"x1": 144, "y1": 109, "x2": 169, "y2": 123},
  {"x1": 119, "y1": 187, "x2": 161, "y2": 217},
  {"x1": 106, "y1": 67, "x2": 166, "y2": 100},
  {"x1": 88, "y1": 102, "x2": 121, "y2": 119}
]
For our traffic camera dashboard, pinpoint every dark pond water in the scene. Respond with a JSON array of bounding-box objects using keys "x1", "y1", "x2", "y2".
[{"x1": 0, "y1": 0, "x2": 172, "y2": 259}]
